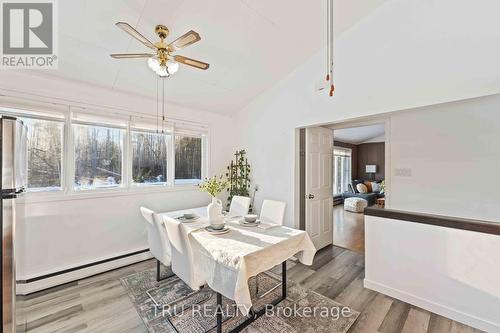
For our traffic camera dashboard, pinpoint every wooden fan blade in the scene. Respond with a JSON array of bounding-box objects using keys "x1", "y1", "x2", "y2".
[
  {"x1": 168, "y1": 30, "x2": 201, "y2": 51},
  {"x1": 174, "y1": 55, "x2": 209, "y2": 70},
  {"x1": 110, "y1": 53, "x2": 154, "y2": 59},
  {"x1": 115, "y1": 22, "x2": 156, "y2": 49}
]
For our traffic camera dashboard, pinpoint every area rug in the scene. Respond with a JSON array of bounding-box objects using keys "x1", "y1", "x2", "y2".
[{"x1": 121, "y1": 268, "x2": 359, "y2": 333}]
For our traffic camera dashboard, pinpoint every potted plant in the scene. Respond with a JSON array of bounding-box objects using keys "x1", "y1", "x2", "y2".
[
  {"x1": 199, "y1": 175, "x2": 229, "y2": 229},
  {"x1": 226, "y1": 150, "x2": 252, "y2": 211}
]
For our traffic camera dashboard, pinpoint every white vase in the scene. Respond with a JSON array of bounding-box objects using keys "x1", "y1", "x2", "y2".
[{"x1": 207, "y1": 196, "x2": 224, "y2": 229}]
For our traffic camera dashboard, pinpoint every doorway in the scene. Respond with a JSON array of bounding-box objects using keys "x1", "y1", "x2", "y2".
[{"x1": 298, "y1": 119, "x2": 389, "y2": 253}]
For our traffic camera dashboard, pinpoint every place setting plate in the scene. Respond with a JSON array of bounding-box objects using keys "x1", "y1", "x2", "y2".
[
  {"x1": 238, "y1": 219, "x2": 261, "y2": 227},
  {"x1": 204, "y1": 225, "x2": 230, "y2": 235},
  {"x1": 176, "y1": 214, "x2": 200, "y2": 223}
]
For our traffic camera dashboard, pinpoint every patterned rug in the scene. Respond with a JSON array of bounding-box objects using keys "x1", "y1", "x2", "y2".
[{"x1": 121, "y1": 267, "x2": 359, "y2": 333}]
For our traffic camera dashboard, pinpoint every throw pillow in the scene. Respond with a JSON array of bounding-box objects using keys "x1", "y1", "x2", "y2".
[
  {"x1": 372, "y1": 182, "x2": 381, "y2": 192},
  {"x1": 352, "y1": 180, "x2": 363, "y2": 193},
  {"x1": 364, "y1": 181, "x2": 373, "y2": 192},
  {"x1": 356, "y1": 183, "x2": 368, "y2": 193}
]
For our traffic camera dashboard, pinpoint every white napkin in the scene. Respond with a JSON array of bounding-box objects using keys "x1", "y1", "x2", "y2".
[{"x1": 257, "y1": 221, "x2": 278, "y2": 230}]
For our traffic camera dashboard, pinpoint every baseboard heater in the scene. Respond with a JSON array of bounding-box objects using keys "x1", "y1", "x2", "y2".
[{"x1": 16, "y1": 249, "x2": 152, "y2": 295}]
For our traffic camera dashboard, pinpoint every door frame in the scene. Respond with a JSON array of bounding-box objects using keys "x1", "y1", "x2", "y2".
[{"x1": 294, "y1": 116, "x2": 391, "y2": 231}]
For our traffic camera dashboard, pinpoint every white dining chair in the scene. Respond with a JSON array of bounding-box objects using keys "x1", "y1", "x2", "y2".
[
  {"x1": 260, "y1": 199, "x2": 286, "y2": 225},
  {"x1": 140, "y1": 207, "x2": 173, "y2": 282},
  {"x1": 256, "y1": 199, "x2": 287, "y2": 298},
  {"x1": 228, "y1": 195, "x2": 251, "y2": 217},
  {"x1": 162, "y1": 215, "x2": 206, "y2": 291}
]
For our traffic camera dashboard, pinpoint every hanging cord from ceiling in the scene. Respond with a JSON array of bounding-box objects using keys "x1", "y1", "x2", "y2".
[
  {"x1": 326, "y1": 0, "x2": 330, "y2": 82},
  {"x1": 326, "y1": 0, "x2": 335, "y2": 97}
]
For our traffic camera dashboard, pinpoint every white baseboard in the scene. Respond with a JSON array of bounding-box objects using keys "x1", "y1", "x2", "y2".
[
  {"x1": 16, "y1": 251, "x2": 152, "y2": 295},
  {"x1": 364, "y1": 279, "x2": 500, "y2": 333}
]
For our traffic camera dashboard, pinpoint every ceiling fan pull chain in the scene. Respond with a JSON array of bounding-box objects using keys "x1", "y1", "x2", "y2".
[
  {"x1": 156, "y1": 75, "x2": 159, "y2": 133},
  {"x1": 162, "y1": 77, "x2": 165, "y2": 134}
]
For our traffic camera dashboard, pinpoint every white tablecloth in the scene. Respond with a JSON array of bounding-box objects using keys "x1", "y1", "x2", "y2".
[{"x1": 160, "y1": 207, "x2": 316, "y2": 315}]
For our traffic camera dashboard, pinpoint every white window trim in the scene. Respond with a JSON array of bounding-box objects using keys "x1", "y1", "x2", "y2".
[
  {"x1": 1, "y1": 104, "x2": 209, "y2": 200},
  {"x1": 129, "y1": 127, "x2": 172, "y2": 187},
  {"x1": 70, "y1": 121, "x2": 126, "y2": 192},
  {"x1": 173, "y1": 127, "x2": 208, "y2": 186},
  {"x1": 3, "y1": 109, "x2": 66, "y2": 193},
  {"x1": 333, "y1": 146, "x2": 352, "y2": 195}
]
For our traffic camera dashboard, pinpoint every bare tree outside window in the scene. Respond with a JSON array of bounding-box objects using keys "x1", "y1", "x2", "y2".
[
  {"x1": 22, "y1": 117, "x2": 63, "y2": 191},
  {"x1": 131, "y1": 131, "x2": 168, "y2": 184},
  {"x1": 175, "y1": 136, "x2": 202, "y2": 184},
  {"x1": 73, "y1": 124, "x2": 123, "y2": 190}
]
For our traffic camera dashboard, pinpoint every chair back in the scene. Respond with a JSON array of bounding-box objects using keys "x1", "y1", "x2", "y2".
[
  {"x1": 140, "y1": 207, "x2": 171, "y2": 265},
  {"x1": 162, "y1": 215, "x2": 206, "y2": 290},
  {"x1": 260, "y1": 200, "x2": 286, "y2": 225},
  {"x1": 228, "y1": 196, "x2": 251, "y2": 216}
]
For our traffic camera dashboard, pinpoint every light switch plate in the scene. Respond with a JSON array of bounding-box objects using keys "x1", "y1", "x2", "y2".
[{"x1": 394, "y1": 168, "x2": 412, "y2": 177}]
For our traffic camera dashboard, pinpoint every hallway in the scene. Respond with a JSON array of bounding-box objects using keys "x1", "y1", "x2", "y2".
[{"x1": 333, "y1": 205, "x2": 365, "y2": 253}]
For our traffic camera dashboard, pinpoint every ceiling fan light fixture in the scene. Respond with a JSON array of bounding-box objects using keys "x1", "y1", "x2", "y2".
[
  {"x1": 147, "y1": 57, "x2": 160, "y2": 71},
  {"x1": 166, "y1": 60, "x2": 179, "y2": 74},
  {"x1": 111, "y1": 22, "x2": 210, "y2": 77},
  {"x1": 156, "y1": 66, "x2": 170, "y2": 77}
]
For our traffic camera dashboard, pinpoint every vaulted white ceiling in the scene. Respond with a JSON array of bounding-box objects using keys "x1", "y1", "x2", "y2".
[
  {"x1": 332, "y1": 124, "x2": 385, "y2": 144},
  {"x1": 29, "y1": 0, "x2": 387, "y2": 116}
]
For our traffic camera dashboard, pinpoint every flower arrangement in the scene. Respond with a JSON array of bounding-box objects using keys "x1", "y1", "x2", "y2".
[{"x1": 198, "y1": 175, "x2": 229, "y2": 197}]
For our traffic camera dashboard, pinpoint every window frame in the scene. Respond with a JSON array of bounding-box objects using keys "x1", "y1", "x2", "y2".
[
  {"x1": 129, "y1": 127, "x2": 171, "y2": 187},
  {"x1": 71, "y1": 121, "x2": 126, "y2": 192},
  {"x1": 333, "y1": 146, "x2": 352, "y2": 195},
  {"x1": 173, "y1": 130, "x2": 207, "y2": 186},
  {"x1": 1, "y1": 109, "x2": 66, "y2": 193},
  {"x1": 1, "y1": 105, "x2": 209, "y2": 197}
]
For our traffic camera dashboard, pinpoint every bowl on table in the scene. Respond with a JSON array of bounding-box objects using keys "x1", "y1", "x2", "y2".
[
  {"x1": 243, "y1": 214, "x2": 258, "y2": 223},
  {"x1": 183, "y1": 213, "x2": 197, "y2": 219}
]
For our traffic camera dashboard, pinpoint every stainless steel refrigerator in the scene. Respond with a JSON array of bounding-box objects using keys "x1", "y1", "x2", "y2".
[{"x1": 1, "y1": 116, "x2": 27, "y2": 333}]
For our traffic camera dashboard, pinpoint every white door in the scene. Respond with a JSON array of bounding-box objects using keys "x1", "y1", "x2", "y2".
[{"x1": 305, "y1": 127, "x2": 333, "y2": 250}]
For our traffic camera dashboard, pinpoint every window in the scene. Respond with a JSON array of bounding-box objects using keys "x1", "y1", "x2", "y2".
[
  {"x1": 333, "y1": 147, "x2": 352, "y2": 195},
  {"x1": 73, "y1": 124, "x2": 124, "y2": 190},
  {"x1": 131, "y1": 131, "x2": 169, "y2": 185},
  {"x1": 22, "y1": 117, "x2": 64, "y2": 191},
  {"x1": 5, "y1": 107, "x2": 209, "y2": 194},
  {"x1": 175, "y1": 135, "x2": 202, "y2": 184}
]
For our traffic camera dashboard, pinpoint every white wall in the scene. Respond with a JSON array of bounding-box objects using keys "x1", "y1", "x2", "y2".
[
  {"x1": 233, "y1": 0, "x2": 500, "y2": 225},
  {"x1": 230, "y1": 1, "x2": 500, "y2": 330},
  {"x1": 0, "y1": 72, "x2": 236, "y2": 281},
  {"x1": 365, "y1": 216, "x2": 500, "y2": 332},
  {"x1": 15, "y1": 189, "x2": 211, "y2": 280},
  {"x1": 389, "y1": 94, "x2": 500, "y2": 222},
  {"x1": 360, "y1": 96, "x2": 500, "y2": 331}
]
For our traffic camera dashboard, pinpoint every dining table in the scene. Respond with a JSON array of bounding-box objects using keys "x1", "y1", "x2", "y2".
[{"x1": 160, "y1": 206, "x2": 317, "y2": 333}]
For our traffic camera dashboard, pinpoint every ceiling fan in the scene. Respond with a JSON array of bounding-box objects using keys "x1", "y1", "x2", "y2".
[{"x1": 110, "y1": 22, "x2": 209, "y2": 77}]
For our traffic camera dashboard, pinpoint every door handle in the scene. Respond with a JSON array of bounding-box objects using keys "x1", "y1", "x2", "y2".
[{"x1": 307, "y1": 194, "x2": 315, "y2": 199}]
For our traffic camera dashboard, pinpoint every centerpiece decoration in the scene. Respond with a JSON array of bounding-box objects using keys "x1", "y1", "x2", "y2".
[{"x1": 198, "y1": 175, "x2": 228, "y2": 230}]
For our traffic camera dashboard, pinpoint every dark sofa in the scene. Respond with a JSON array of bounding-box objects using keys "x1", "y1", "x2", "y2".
[{"x1": 341, "y1": 179, "x2": 384, "y2": 206}]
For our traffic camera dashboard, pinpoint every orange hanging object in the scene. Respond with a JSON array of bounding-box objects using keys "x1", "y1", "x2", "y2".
[
  {"x1": 329, "y1": 84, "x2": 335, "y2": 96},
  {"x1": 326, "y1": 74, "x2": 330, "y2": 81}
]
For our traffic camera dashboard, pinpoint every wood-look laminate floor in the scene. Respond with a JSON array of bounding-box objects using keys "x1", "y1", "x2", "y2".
[
  {"x1": 17, "y1": 247, "x2": 482, "y2": 333},
  {"x1": 333, "y1": 204, "x2": 365, "y2": 253}
]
